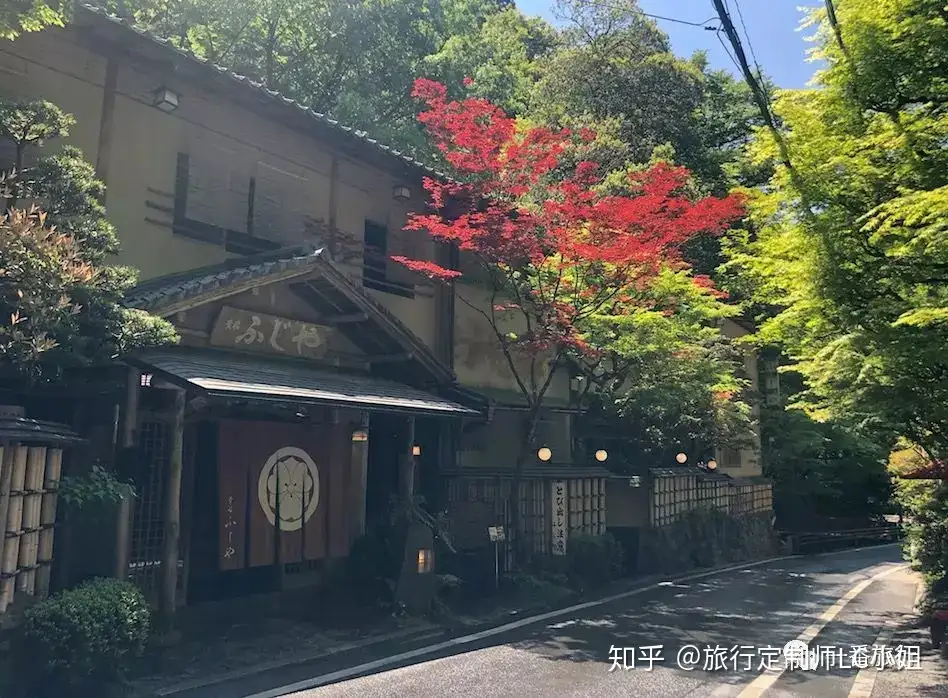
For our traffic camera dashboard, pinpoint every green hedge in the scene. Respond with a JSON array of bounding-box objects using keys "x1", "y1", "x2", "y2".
[
  {"x1": 13, "y1": 577, "x2": 150, "y2": 696},
  {"x1": 896, "y1": 479, "x2": 948, "y2": 610}
]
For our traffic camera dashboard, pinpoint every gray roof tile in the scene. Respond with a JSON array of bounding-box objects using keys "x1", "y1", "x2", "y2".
[
  {"x1": 133, "y1": 348, "x2": 478, "y2": 416},
  {"x1": 125, "y1": 246, "x2": 325, "y2": 312}
]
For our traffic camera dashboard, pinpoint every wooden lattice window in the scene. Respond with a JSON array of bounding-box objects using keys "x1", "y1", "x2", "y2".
[{"x1": 128, "y1": 418, "x2": 169, "y2": 604}]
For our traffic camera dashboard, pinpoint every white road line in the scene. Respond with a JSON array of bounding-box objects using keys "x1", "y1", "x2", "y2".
[
  {"x1": 735, "y1": 564, "x2": 905, "y2": 698},
  {"x1": 847, "y1": 618, "x2": 898, "y2": 698},
  {"x1": 244, "y1": 555, "x2": 801, "y2": 698},
  {"x1": 244, "y1": 545, "x2": 904, "y2": 698}
]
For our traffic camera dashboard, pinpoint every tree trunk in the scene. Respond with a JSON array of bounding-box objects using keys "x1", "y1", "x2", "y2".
[{"x1": 509, "y1": 406, "x2": 541, "y2": 567}]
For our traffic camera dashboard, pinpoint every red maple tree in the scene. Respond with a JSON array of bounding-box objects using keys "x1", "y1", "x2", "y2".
[{"x1": 394, "y1": 79, "x2": 745, "y2": 552}]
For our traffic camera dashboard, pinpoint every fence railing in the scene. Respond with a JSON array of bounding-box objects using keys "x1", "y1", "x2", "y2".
[{"x1": 782, "y1": 524, "x2": 901, "y2": 554}]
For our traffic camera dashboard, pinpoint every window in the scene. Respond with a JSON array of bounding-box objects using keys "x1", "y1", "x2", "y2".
[
  {"x1": 362, "y1": 220, "x2": 414, "y2": 298},
  {"x1": 722, "y1": 447, "x2": 742, "y2": 467},
  {"x1": 172, "y1": 150, "x2": 279, "y2": 255},
  {"x1": 363, "y1": 220, "x2": 388, "y2": 284}
]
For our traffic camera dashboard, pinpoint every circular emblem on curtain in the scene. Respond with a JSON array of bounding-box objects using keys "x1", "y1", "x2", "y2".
[{"x1": 257, "y1": 446, "x2": 320, "y2": 531}]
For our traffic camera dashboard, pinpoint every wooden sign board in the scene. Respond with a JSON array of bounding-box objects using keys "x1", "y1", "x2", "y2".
[
  {"x1": 210, "y1": 306, "x2": 328, "y2": 360},
  {"x1": 551, "y1": 480, "x2": 567, "y2": 555}
]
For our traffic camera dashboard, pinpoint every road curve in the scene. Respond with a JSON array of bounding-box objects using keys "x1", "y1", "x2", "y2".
[{"x1": 264, "y1": 545, "x2": 946, "y2": 698}]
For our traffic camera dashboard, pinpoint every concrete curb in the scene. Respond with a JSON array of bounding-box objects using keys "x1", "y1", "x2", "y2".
[{"x1": 146, "y1": 623, "x2": 444, "y2": 697}]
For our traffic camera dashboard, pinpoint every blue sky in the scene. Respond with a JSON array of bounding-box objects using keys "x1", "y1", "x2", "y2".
[{"x1": 515, "y1": 1, "x2": 823, "y2": 88}]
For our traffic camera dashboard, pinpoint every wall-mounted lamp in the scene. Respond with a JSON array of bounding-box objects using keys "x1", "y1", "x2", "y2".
[
  {"x1": 595, "y1": 449, "x2": 608, "y2": 462},
  {"x1": 416, "y1": 548, "x2": 433, "y2": 574},
  {"x1": 152, "y1": 86, "x2": 180, "y2": 113},
  {"x1": 706, "y1": 459, "x2": 718, "y2": 471},
  {"x1": 537, "y1": 447, "x2": 552, "y2": 462},
  {"x1": 411, "y1": 444, "x2": 421, "y2": 456},
  {"x1": 392, "y1": 184, "x2": 411, "y2": 202},
  {"x1": 675, "y1": 452, "x2": 688, "y2": 464},
  {"x1": 569, "y1": 375, "x2": 585, "y2": 393},
  {"x1": 351, "y1": 429, "x2": 368, "y2": 443}
]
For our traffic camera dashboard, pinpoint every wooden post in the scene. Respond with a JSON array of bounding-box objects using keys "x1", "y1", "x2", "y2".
[
  {"x1": 36, "y1": 447, "x2": 62, "y2": 599},
  {"x1": 158, "y1": 389, "x2": 186, "y2": 631},
  {"x1": 123, "y1": 366, "x2": 141, "y2": 448},
  {"x1": 349, "y1": 428, "x2": 369, "y2": 544},
  {"x1": 0, "y1": 443, "x2": 16, "y2": 614},
  {"x1": 94, "y1": 57, "x2": 119, "y2": 194},
  {"x1": 1, "y1": 446, "x2": 28, "y2": 610},
  {"x1": 19, "y1": 446, "x2": 47, "y2": 594},
  {"x1": 114, "y1": 366, "x2": 141, "y2": 582},
  {"x1": 399, "y1": 417, "x2": 416, "y2": 504}
]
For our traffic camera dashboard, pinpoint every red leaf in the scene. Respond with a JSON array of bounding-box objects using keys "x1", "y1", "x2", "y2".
[
  {"x1": 403, "y1": 81, "x2": 744, "y2": 358},
  {"x1": 390, "y1": 255, "x2": 461, "y2": 281}
]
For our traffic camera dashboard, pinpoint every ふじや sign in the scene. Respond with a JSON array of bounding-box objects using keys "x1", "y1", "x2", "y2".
[{"x1": 210, "y1": 306, "x2": 327, "y2": 359}]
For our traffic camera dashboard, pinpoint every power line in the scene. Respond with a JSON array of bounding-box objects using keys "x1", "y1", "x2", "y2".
[
  {"x1": 714, "y1": 29, "x2": 743, "y2": 75},
  {"x1": 733, "y1": 0, "x2": 765, "y2": 81},
  {"x1": 572, "y1": 0, "x2": 720, "y2": 31}
]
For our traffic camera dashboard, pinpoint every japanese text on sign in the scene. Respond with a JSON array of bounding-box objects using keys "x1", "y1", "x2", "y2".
[
  {"x1": 551, "y1": 480, "x2": 567, "y2": 556},
  {"x1": 211, "y1": 306, "x2": 326, "y2": 359},
  {"x1": 222, "y1": 495, "x2": 238, "y2": 562}
]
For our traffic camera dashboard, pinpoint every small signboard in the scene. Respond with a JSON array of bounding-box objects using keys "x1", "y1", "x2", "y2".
[
  {"x1": 628, "y1": 476, "x2": 642, "y2": 488},
  {"x1": 551, "y1": 480, "x2": 567, "y2": 556},
  {"x1": 210, "y1": 306, "x2": 328, "y2": 360},
  {"x1": 488, "y1": 526, "x2": 505, "y2": 542}
]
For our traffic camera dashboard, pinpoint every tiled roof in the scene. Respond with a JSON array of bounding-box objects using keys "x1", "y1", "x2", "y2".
[
  {"x1": 131, "y1": 348, "x2": 478, "y2": 416},
  {"x1": 441, "y1": 465, "x2": 613, "y2": 479},
  {"x1": 0, "y1": 416, "x2": 83, "y2": 445},
  {"x1": 125, "y1": 245, "x2": 325, "y2": 313},
  {"x1": 76, "y1": 4, "x2": 448, "y2": 181},
  {"x1": 649, "y1": 467, "x2": 697, "y2": 478}
]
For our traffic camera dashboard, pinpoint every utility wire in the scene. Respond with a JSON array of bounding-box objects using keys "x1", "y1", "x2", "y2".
[
  {"x1": 733, "y1": 0, "x2": 764, "y2": 79},
  {"x1": 573, "y1": 0, "x2": 720, "y2": 31},
  {"x1": 708, "y1": 0, "x2": 795, "y2": 175},
  {"x1": 714, "y1": 29, "x2": 743, "y2": 74}
]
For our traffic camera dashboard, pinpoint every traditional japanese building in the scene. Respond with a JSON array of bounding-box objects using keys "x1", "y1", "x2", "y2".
[{"x1": 0, "y1": 4, "x2": 772, "y2": 610}]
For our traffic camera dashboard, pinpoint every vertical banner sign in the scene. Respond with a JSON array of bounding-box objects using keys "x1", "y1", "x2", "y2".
[{"x1": 551, "y1": 480, "x2": 567, "y2": 555}]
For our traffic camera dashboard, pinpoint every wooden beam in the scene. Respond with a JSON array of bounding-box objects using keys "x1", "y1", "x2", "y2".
[
  {"x1": 158, "y1": 390, "x2": 186, "y2": 631},
  {"x1": 94, "y1": 57, "x2": 119, "y2": 191},
  {"x1": 321, "y1": 312, "x2": 369, "y2": 325},
  {"x1": 366, "y1": 352, "x2": 413, "y2": 364}
]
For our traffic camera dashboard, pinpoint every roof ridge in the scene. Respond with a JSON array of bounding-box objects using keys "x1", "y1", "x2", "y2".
[{"x1": 76, "y1": 4, "x2": 449, "y2": 181}]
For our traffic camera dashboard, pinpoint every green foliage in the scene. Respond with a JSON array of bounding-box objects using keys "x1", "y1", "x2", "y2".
[
  {"x1": 13, "y1": 578, "x2": 150, "y2": 696},
  {"x1": 723, "y1": 0, "x2": 948, "y2": 462},
  {"x1": 0, "y1": 99, "x2": 178, "y2": 385},
  {"x1": 58, "y1": 465, "x2": 135, "y2": 510},
  {"x1": 341, "y1": 531, "x2": 400, "y2": 605},
  {"x1": 895, "y1": 476, "x2": 948, "y2": 597},
  {"x1": 0, "y1": 0, "x2": 68, "y2": 40},
  {"x1": 762, "y1": 402, "x2": 893, "y2": 525},
  {"x1": 529, "y1": 0, "x2": 763, "y2": 195},
  {"x1": 579, "y1": 266, "x2": 754, "y2": 466},
  {"x1": 562, "y1": 532, "x2": 624, "y2": 589}
]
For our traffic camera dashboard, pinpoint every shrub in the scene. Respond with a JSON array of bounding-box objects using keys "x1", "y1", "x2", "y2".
[
  {"x1": 563, "y1": 532, "x2": 625, "y2": 589},
  {"x1": 341, "y1": 531, "x2": 399, "y2": 605},
  {"x1": 13, "y1": 577, "x2": 150, "y2": 696}
]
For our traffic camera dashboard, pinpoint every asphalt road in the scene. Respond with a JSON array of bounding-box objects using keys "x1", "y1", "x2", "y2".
[{"x1": 184, "y1": 545, "x2": 948, "y2": 698}]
